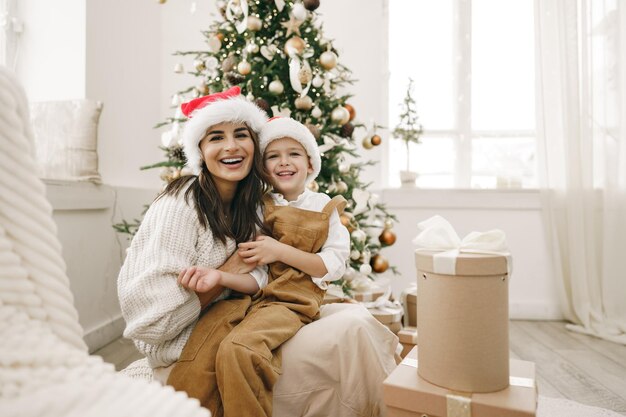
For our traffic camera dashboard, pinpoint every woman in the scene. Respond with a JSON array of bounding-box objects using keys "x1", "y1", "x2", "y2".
[
  {"x1": 117, "y1": 86, "x2": 268, "y2": 375},
  {"x1": 118, "y1": 86, "x2": 398, "y2": 417}
]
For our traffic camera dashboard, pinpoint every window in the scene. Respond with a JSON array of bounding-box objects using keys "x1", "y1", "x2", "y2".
[
  {"x1": 0, "y1": 0, "x2": 21, "y2": 69},
  {"x1": 388, "y1": 0, "x2": 536, "y2": 189}
]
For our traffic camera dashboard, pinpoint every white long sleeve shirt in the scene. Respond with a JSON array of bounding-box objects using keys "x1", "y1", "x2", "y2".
[{"x1": 249, "y1": 189, "x2": 350, "y2": 290}]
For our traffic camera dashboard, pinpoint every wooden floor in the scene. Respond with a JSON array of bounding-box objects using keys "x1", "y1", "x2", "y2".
[{"x1": 95, "y1": 320, "x2": 626, "y2": 414}]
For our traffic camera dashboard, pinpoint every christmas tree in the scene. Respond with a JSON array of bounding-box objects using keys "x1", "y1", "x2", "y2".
[{"x1": 115, "y1": 0, "x2": 397, "y2": 296}]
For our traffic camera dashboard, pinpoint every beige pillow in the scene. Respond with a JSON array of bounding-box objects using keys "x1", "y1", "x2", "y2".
[{"x1": 30, "y1": 99, "x2": 103, "y2": 183}]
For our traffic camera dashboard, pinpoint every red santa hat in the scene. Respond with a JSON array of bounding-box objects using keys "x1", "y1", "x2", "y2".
[
  {"x1": 259, "y1": 117, "x2": 321, "y2": 185},
  {"x1": 180, "y1": 86, "x2": 268, "y2": 175}
]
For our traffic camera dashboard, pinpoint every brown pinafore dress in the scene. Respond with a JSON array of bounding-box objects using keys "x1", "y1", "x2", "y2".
[{"x1": 167, "y1": 195, "x2": 347, "y2": 417}]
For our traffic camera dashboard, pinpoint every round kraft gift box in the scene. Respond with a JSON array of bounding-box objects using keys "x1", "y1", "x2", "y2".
[{"x1": 415, "y1": 250, "x2": 510, "y2": 393}]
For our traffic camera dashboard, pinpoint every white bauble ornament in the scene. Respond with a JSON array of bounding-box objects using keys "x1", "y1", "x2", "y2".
[
  {"x1": 269, "y1": 80, "x2": 284, "y2": 95},
  {"x1": 319, "y1": 51, "x2": 338, "y2": 70},
  {"x1": 338, "y1": 162, "x2": 350, "y2": 173},
  {"x1": 351, "y1": 229, "x2": 367, "y2": 243},
  {"x1": 367, "y1": 219, "x2": 385, "y2": 239},
  {"x1": 237, "y1": 60, "x2": 252, "y2": 75},
  {"x1": 336, "y1": 181, "x2": 348, "y2": 193},
  {"x1": 247, "y1": 15, "x2": 263, "y2": 31},
  {"x1": 292, "y1": 2, "x2": 307, "y2": 20},
  {"x1": 205, "y1": 56, "x2": 219, "y2": 70},
  {"x1": 312, "y1": 74, "x2": 324, "y2": 88},
  {"x1": 294, "y1": 95, "x2": 313, "y2": 110},
  {"x1": 311, "y1": 106, "x2": 322, "y2": 118},
  {"x1": 350, "y1": 250, "x2": 361, "y2": 260},
  {"x1": 246, "y1": 43, "x2": 259, "y2": 54},
  {"x1": 359, "y1": 264, "x2": 373, "y2": 275},
  {"x1": 331, "y1": 106, "x2": 350, "y2": 125},
  {"x1": 343, "y1": 267, "x2": 357, "y2": 282},
  {"x1": 208, "y1": 36, "x2": 222, "y2": 53}
]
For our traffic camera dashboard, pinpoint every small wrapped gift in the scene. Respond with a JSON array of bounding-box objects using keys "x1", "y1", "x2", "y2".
[
  {"x1": 413, "y1": 216, "x2": 512, "y2": 393},
  {"x1": 384, "y1": 347, "x2": 537, "y2": 417},
  {"x1": 400, "y1": 285, "x2": 417, "y2": 327},
  {"x1": 398, "y1": 327, "x2": 418, "y2": 358},
  {"x1": 363, "y1": 288, "x2": 403, "y2": 329},
  {"x1": 352, "y1": 287, "x2": 386, "y2": 302}
]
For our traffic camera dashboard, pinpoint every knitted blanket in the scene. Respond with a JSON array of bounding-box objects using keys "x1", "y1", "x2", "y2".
[{"x1": 0, "y1": 67, "x2": 208, "y2": 417}]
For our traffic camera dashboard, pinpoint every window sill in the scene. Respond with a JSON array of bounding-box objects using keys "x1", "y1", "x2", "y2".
[
  {"x1": 44, "y1": 180, "x2": 115, "y2": 211},
  {"x1": 378, "y1": 187, "x2": 541, "y2": 210}
]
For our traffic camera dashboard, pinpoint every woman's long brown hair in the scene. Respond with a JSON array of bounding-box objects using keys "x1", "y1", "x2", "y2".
[{"x1": 158, "y1": 126, "x2": 270, "y2": 244}]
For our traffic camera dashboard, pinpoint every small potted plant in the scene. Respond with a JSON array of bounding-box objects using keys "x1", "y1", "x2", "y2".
[{"x1": 392, "y1": 78, "x2": 423, "y2": 187}]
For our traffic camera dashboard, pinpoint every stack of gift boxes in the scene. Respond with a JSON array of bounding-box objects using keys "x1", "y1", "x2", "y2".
[
  {"x1": 398, "y1": 285, "x2": 418, "y2": 358},
  {"x1": 383, "y1": 216, "x2": 538, "y2": 417},
  {"x1": 352, "y1": 286, "x2": 404, "y2": 335}
]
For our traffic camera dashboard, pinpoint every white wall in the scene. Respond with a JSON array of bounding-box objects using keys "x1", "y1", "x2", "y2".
[
  {"x1": 86, "y1": 0, "x2": 163, "y2": 190},
  {"x1": 16, "y1": 0, "x2": 86, "y2": 100}
]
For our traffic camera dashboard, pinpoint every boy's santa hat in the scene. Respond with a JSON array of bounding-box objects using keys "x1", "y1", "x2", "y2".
[
  {"x1": 259, "y1": 117, "x2": 321, "y2": 185},
  {"x1": 180, "y1": 86, "x2": 268, "y2": 175}
]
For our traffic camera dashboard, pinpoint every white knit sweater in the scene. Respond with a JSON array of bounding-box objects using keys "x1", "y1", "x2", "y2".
[{"x1": 118, "y1": 191, "x2": 235, "y2": 368}]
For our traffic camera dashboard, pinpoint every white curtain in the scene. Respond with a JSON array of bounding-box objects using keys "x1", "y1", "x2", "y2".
[{"x1": 535, "y1": 0, "x2": 626, "y2": 344}]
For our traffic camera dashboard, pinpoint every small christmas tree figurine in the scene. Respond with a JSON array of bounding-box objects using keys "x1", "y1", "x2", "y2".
[{"x1": 392, "y1": 78, "x2": 423, "y2": 186}]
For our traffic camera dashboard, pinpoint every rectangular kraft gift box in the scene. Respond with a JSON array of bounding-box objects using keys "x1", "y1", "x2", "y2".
[
  {"x1": 352, "y1": 288, "x2": 385, "y2": 302},
  {"x1": 401, "y1": 286, "x2": 417, "y2": 327},
  {"x1": 383, "y1": 347, "x2": 537, "y2": 417},
  {"x1": 398, "y1": 327, "x2": 418, "y2": 358}
]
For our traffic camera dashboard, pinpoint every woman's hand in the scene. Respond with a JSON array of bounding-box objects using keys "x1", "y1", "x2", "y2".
[
  {"x1": 178, "y1": 266, "x2": 222, "y2": 293},
  {"x1": 238, "y1": 235, "x2": 284, "y2": 265}
]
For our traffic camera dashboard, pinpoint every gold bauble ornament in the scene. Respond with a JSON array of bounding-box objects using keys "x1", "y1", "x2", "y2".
[
  {"x1": 193, "y1": 59, "x2": 206, "y2": 71},
  {"x1": 284, "y1": 36, "x2": 306, "y2": 55},
  {"x1": 237, "y1": 60, "x2": 252, "y2": 75},
  {"x1": 268, "y1": 80, "x2": 284, "y2": 95},
  {"x1": 197, "y1": 83, "x2": 209, "y2": 96},
  {"x1": 306, "y1": 123, "x2": 320, "y2": 139},
  {"x1": 371, "y1": 255, "x2": 389, "y2": 273},
  {"x1": 303, "y1": 0, "x2": 320, "y2": 11},
  {"x1": 221, "y1": 55, "x2": 237, "y2": 72},
  {"x1": 247, "y1": 15, "x2": 263, "y2": 31},
  {"x1": 344, "y1": 103, "x2": 356, "y2": 121},
  {"x1": 371, "y1": 134, "x2": 382, "y2": 146},
  {"x1": 362, "y1": 136, "x2": 374, "y2": 149},
  {"x1": 330, "y1": 106, "x2": 350, "y2": 125},
  {"x1": 379, "y1": 229, "x2": 397, "y2": 246},
  {"x1": 295, "y1": 95, "x2": 313, "y2": 110},
  {"x1": 319, "y1": 50, "x2": 338, "y2": 70},
  {"x1": 308, "y1": 180, "x2": 319, "y2": 192}
]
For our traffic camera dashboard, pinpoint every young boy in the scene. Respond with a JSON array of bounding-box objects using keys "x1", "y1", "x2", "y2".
[{"x1": 172, "y1": 117, "x2": 350, "y2": 417}]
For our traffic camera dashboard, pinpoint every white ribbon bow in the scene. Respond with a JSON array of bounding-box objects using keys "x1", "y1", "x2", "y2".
[
  {"x1": 362, "y1": 287, "x2": 402, "y2": 315},
  {"x1": 412, "y1": 215, "x2": 512, "y2": 276}
]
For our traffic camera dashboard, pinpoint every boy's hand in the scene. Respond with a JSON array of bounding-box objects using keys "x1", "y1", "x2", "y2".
[
  {"x1": 178, "y1": 266, "x2": 222, "y2": 293},
  {"x1": 238, "y1": 235, "x2": 283, "y2": 265}
]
